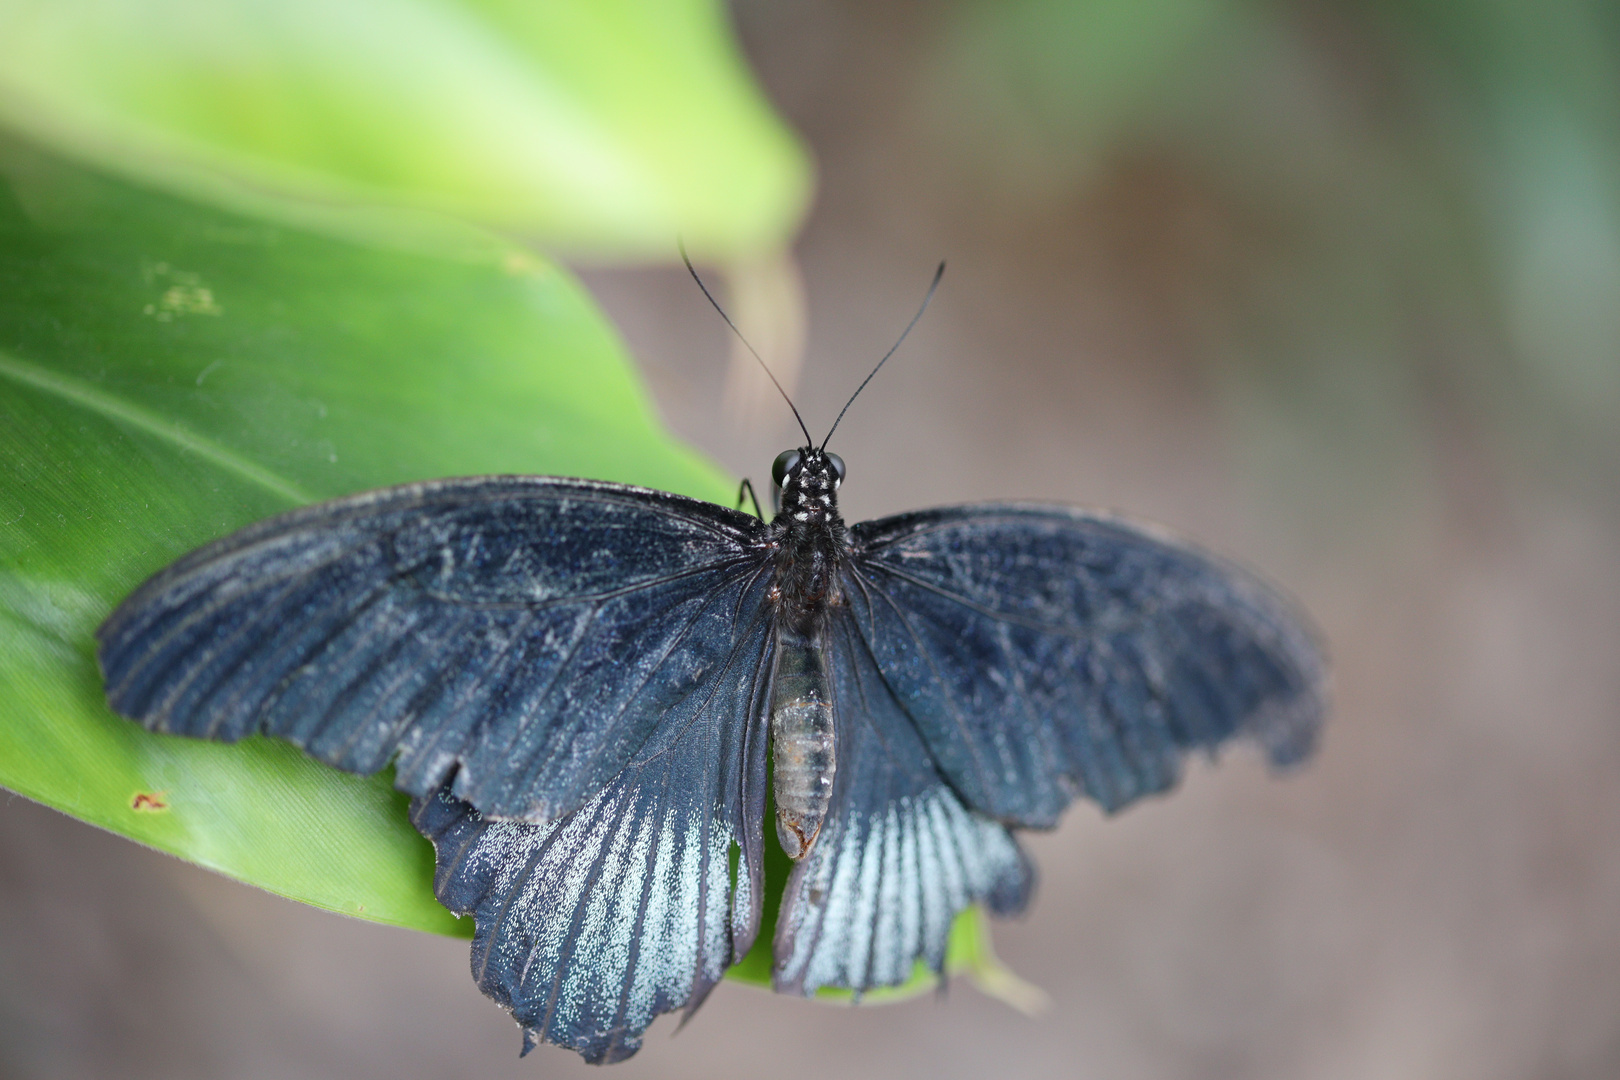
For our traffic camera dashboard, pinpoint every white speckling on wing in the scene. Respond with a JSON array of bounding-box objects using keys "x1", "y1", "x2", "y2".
[
  {"x1": 842, "y1": 804, "x2": 885, "y2": 986},
  {"x1": 729, "y1": 838, "x2": 753, "y2": 946},
  {"x1": 463, "y1": 780, "x2": 734, "y2": 1053},
  {"x1": 560, "y1": 790, "x2": 643, "y2": 1029},
  {"x1": 781, "y1": 786, "x2": 1024, "y2": 996},
  {"x1": 922, "y1": 793, "x2": 967, "y2": 919},
  {"x1": 894, "y1": 800, "x2": 923, "y2": 972},
  {"x1": 915, "y1": 796, "x2": 955, "y2": 957},
  {"x1": 872, "y1": 799, "x2": 906, "y2": 985},
  {"x1": 626, "y1": 806, "x2": 705, "y2": 1029}
]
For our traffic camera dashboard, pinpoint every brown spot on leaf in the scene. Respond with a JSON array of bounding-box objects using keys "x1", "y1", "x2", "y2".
[{"x1": 131, "y1": 792, "x2": 168, "y2": 811}]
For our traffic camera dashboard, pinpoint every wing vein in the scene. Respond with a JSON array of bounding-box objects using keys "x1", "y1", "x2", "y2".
[
  {"x1": 846, "y1": 565, "x2": 999, "y2": 806},
  {"x1": 562, "y1": 564, "x2": 765, "y2": 770},
  {"x1": 414, "y1": 554, "x2": 763, "y2": 613},
  {"x1": 857, "y1": 560, "x2": 1094, "y2": 640}
]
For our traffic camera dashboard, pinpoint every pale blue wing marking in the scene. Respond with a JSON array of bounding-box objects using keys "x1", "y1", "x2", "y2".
[{"x1": 410, "y1": 568, "x2": 773, "y2": 1063}]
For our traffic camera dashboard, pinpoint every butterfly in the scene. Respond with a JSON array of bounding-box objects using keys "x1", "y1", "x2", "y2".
[{"x1": 95, "y1": 264, "x2": 1326, "y2": 1064}]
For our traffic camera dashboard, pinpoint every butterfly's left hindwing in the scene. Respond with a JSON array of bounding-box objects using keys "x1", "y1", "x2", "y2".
[{"x1": 409, "y1": 566, "x2": 774, "y2": 1064}]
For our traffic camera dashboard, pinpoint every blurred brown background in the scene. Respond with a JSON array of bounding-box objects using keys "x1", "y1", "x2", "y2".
[{"x1": 5, "y1": 1, "x2": 1619, "y2": 1076}]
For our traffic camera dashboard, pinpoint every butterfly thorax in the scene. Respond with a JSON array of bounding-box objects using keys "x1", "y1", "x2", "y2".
[
  {"x1": 769, "y1": 448, "x2": 848, "y2": 634},
  {"x1": 767, "y1": 448, "x2": 848, "y2": 860}
]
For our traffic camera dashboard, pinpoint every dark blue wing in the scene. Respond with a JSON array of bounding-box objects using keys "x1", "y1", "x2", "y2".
[
  {"x1": 772, "y1": 614, "x2": 1032, "y2": 997},
  {"x1": 409, "y1": 573, "x2": 772, "y2": 1063},
  {"x1": 847, "y1": 505, "x2": 1326, "y2": 827},
  {"x1": 98, "y1": 476, "x2": 771, "y2": 821}
]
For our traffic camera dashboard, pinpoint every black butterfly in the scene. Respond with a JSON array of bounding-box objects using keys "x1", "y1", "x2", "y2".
[{"x1": 95, "y1": 268, "x2": 1326, "y2": 1064}]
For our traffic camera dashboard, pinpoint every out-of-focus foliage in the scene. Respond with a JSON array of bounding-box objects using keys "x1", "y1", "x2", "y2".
[
  {"x1": 923, "y1": 0, "x2": 1620, "y2": 519},
  {"x1": 0, "y1": 0, "x2": 812, "y2": 260}
]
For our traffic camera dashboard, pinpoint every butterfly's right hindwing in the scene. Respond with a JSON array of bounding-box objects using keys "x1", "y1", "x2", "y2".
[
  {"x1": 772, "y1": 614, "x2": 1032, "y2": 997},
  {"x1": 97, "y1": 476, "x2": 771, "y2": 822}
]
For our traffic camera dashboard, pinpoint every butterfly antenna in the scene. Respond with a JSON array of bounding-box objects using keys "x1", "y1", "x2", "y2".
[
  {"x1": 821, "y1": 260, "x2": 945, "y2": 450},
  {"x1": 679, "y1": 242, "x2": 813, "y2": 447}
]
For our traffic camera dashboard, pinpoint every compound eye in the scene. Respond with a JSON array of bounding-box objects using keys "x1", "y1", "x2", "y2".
[
  {"x1": 826, "y1": 452, "x2": 846, "y2": 488},
  {"x1": 772, "y1": 450, "x2": 801, "y2": 487}
]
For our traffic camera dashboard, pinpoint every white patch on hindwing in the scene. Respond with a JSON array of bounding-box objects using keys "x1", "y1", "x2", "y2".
[
  {"x1": 463, "y1": 782, "x2": 733, "y2": 1053},
  {"x1": 780, "y1": 786, "x2": 1024, "y2": 995}
]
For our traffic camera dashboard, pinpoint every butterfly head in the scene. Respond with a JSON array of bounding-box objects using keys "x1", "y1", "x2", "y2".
[{"x1": 772, "y1": 447, "x2": 845, "y2": 525}]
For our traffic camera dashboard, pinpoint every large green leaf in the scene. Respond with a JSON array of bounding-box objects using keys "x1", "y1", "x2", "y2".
[
  {"x1": 0, "y1": 0, "x2": 812, "y2": 259},
  {"x1": 0, "y1": 132, "x2": 1014, "y2": 1000},
  {"x1": 0, "y1": 132, "x2": 733, "y2": 936}
]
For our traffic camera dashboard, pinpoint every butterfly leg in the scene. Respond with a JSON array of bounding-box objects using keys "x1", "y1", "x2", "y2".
[{"x1": 736, "y1": 478, "x2": 765, "y2": 520}]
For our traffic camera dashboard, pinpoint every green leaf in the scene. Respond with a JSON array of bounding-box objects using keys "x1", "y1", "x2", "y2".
[
  {"x1": 0, "y1": 131, "x2": 1008, "y2": 997},
  {"x1": 0, "y1": 131, "x2": 732, "y2": 936},
  {"x1": 0, "y1": 0, "x2": 812, "y2": 259}
]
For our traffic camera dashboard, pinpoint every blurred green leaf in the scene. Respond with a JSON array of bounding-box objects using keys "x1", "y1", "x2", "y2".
[
  {"x1": 0, "y1": 0, "x2": 812, "y2": 259},
  {"x1": 0, "y1": 131, "x2": 732, "y2": 936}
]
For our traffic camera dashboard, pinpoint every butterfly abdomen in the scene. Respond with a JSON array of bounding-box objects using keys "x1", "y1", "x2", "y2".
[{"x1": 770, "y1": 623, "x2": 836, "y2": 860}]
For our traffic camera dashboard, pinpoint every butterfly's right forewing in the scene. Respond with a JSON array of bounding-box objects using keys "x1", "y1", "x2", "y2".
[
  {"x1": 97, "y1": 476, "x2": 772, "y2": 822},
  {"x1": 847, "y1": 505, "x2": 1325, "y2": 827}
]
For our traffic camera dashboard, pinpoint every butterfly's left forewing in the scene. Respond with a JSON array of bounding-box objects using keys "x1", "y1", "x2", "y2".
[{"x1": 97, "y1": 476, "x2": 772, "y2": 823}]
